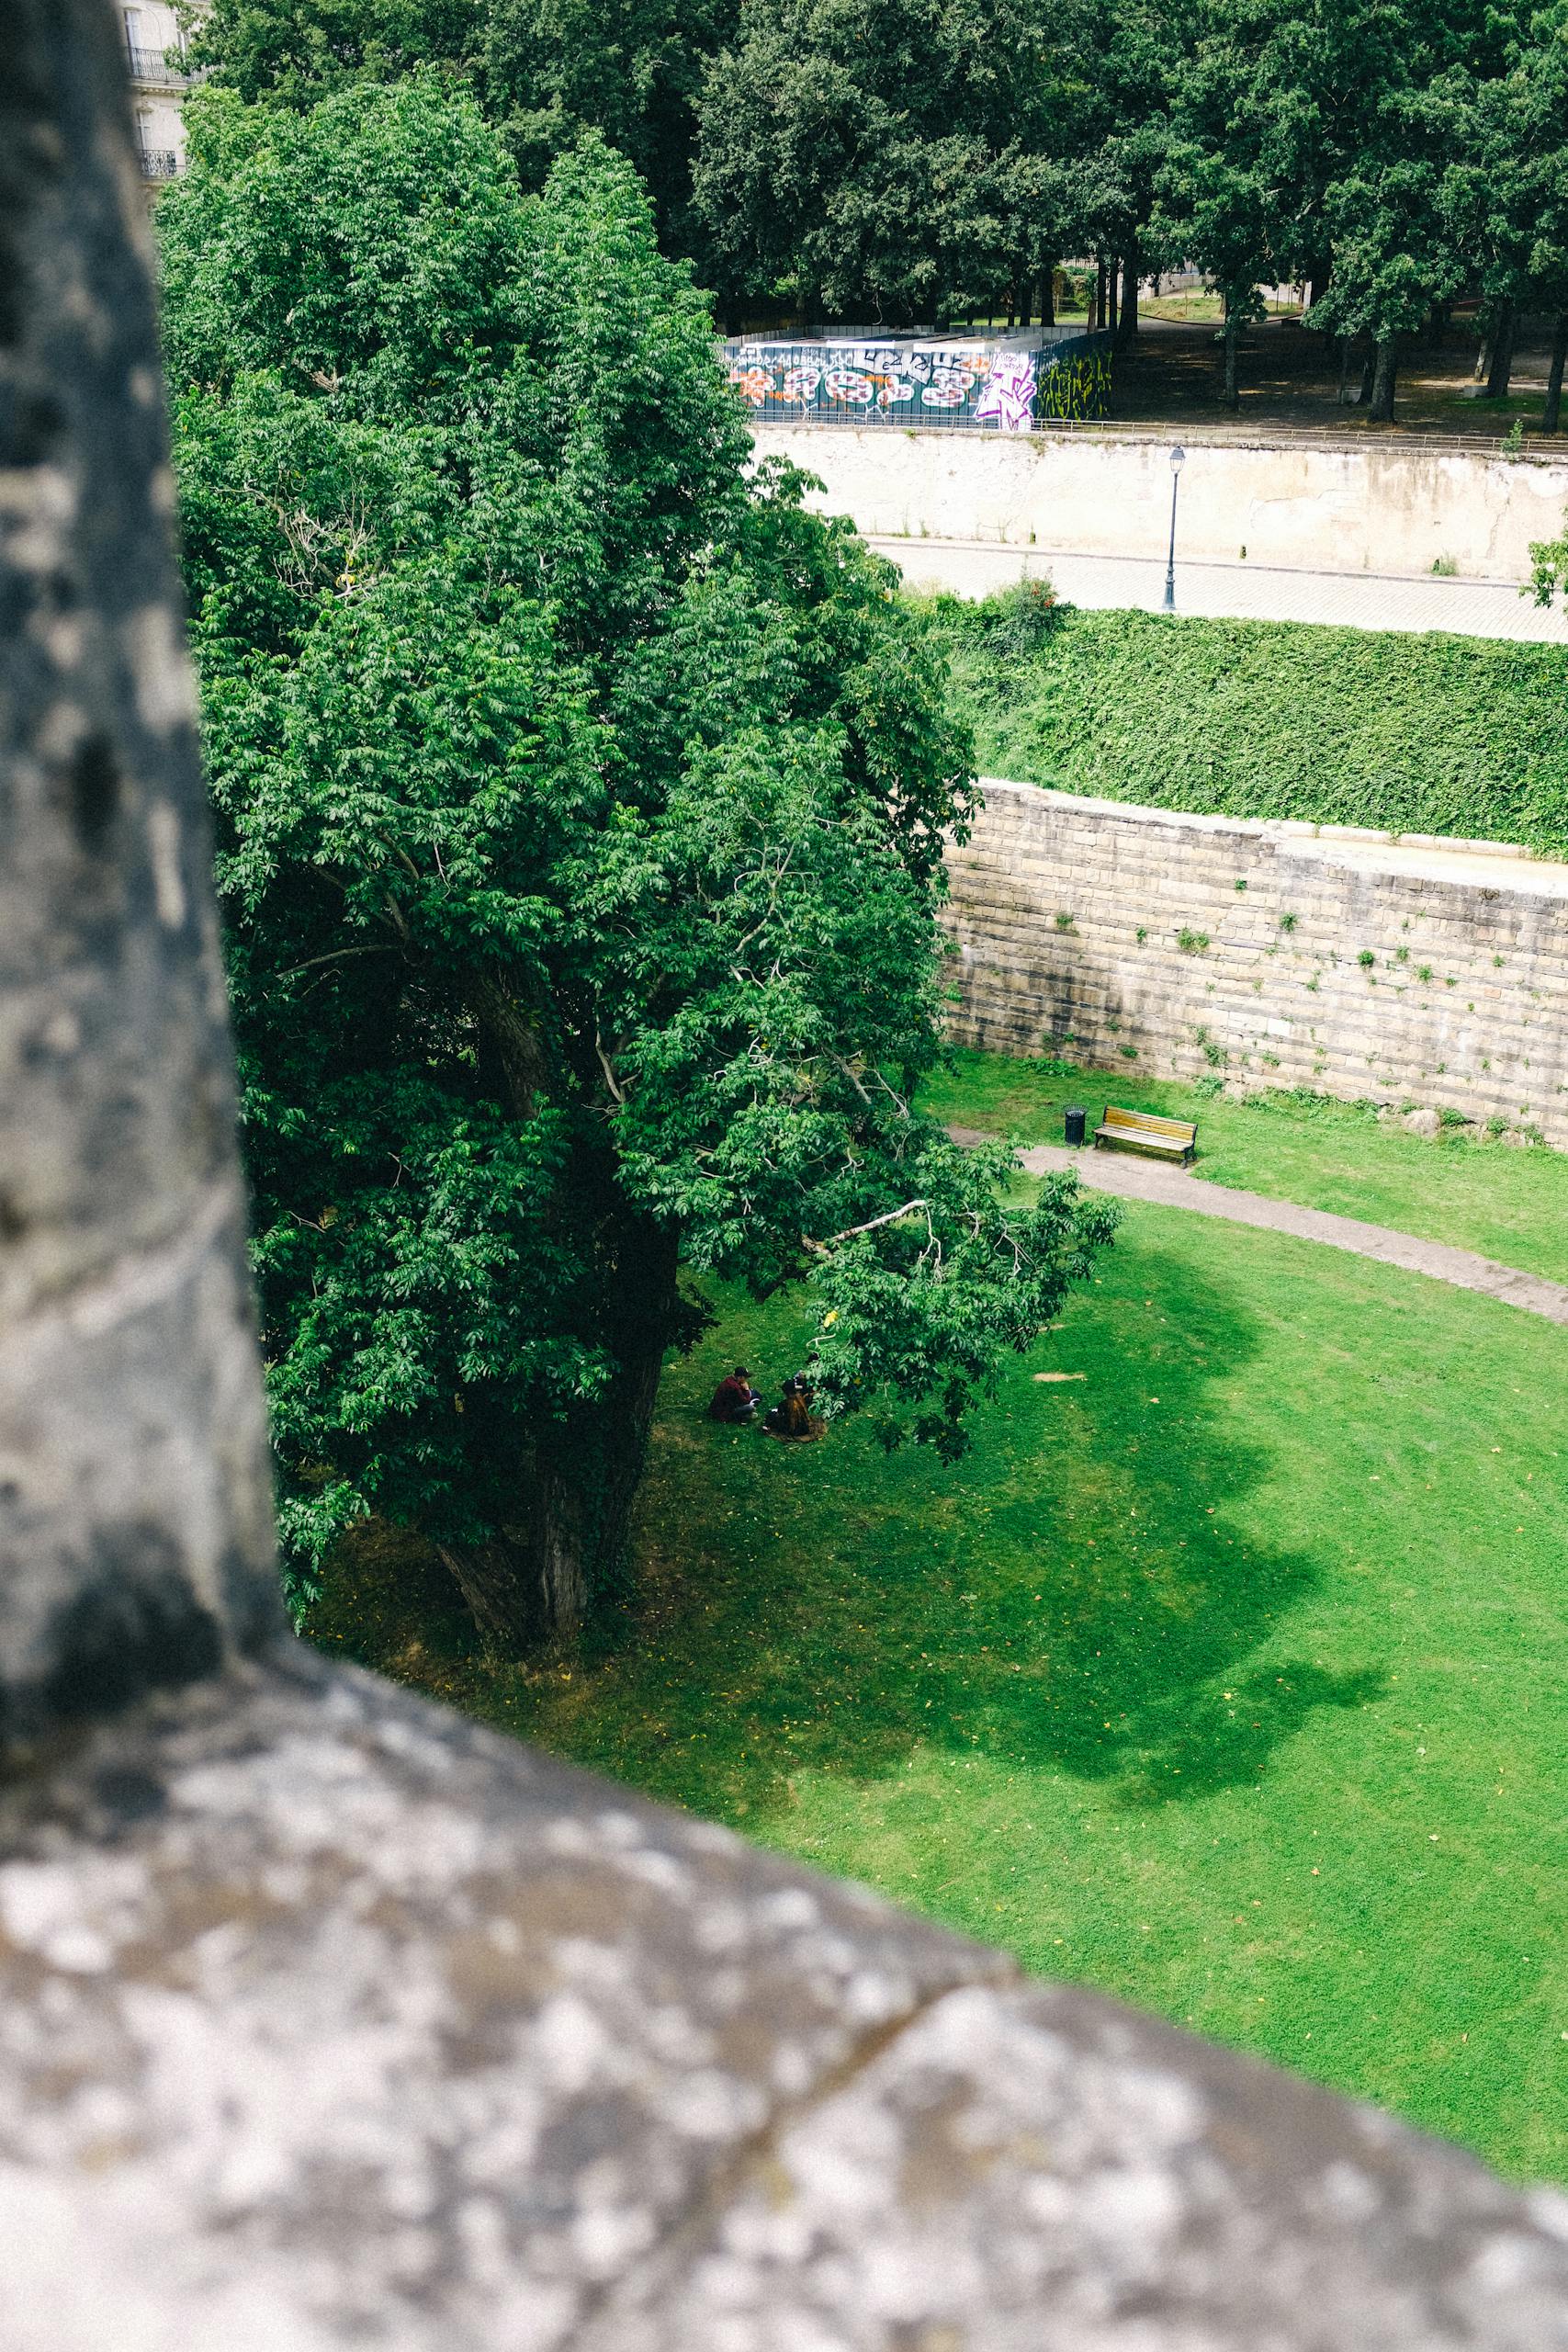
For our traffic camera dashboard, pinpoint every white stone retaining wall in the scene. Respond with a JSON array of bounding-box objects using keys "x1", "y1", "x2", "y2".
[
  {"x1": 945, "y1": 783, "x2": 1568, "y2": 1144},
  {"x1": 754, "y1": 424, "x2": 1568, "y2": 583}
]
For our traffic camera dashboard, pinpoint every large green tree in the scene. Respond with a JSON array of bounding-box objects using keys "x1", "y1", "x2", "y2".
[
  {"x1": 692, "y1": 0, "x2": 1076, "y2": 325},
  {"x1": 159, "y1": 76, "x2": 1116, "y2": 1644},
  {"x1": 1440, "y1": 4, "x2": 1568, "y2": 424}
]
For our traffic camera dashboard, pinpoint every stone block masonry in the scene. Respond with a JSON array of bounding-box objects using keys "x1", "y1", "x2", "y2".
[{"x1": 945, "y1": 783, "x2": 1568, "y2": 1146}]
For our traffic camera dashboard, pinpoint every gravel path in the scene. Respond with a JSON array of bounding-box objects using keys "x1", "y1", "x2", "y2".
[
  {"x1": 948, "y1": 1127, "x2": 1568, "y2": 1324},
  {"x1": 874, "y1": 537, "x2": 1568, "y2": 642}
]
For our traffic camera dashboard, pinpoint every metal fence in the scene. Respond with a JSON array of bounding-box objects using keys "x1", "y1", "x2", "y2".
[
  {"x1": 137, "y1": 147, "x2": 179, "y2": 178},
  {"x1": 722, "y1": 331, "x2": 1114, "y2": 433}
]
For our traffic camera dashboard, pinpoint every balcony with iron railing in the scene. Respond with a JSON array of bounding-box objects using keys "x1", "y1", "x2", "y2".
[
  {"x1": 126, "y1": 39, "x2": 192, "y2": 82},
  {"x1": 137, "y1": 146, "x2": 180, "y2": 178}
]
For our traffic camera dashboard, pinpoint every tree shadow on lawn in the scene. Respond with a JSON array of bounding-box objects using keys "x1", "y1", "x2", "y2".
[
  {"x1": 310, "y1": 1234, "x2": 1388, "y2": 1824},
  {"x1": 604, "y1": 1238, "x2": 1390, "y2": 1821}
]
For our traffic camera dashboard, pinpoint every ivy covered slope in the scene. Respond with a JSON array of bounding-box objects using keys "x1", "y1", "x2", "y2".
[
  {"x1": 159, "y1": 78, "x2": 1117, "y2": 1649},
  {"x1": 923, "y1": 593, "x2": 1568, "y2": 855}
]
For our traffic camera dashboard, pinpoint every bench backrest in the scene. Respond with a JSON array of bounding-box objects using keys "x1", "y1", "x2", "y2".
[{"x1": 1102, "y1": 1105, "x2": 1198, "y2": 1146}]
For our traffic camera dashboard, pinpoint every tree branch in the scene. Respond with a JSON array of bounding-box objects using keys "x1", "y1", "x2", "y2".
[
  {"x1": 803, "y1": 1199, "x2": 929, "y2": 1252},
  {"x1": 594, "y1": 1027, "x2": 626, "y2": 1104}
]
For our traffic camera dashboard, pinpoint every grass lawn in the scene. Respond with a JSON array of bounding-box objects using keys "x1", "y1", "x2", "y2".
[
  {"x1": 924, "y1": 1045, "x2": 1568, "y2": 1283},
  {"x1": 312, "y1": 1125, "x2": 1568, "y2": 2184}
]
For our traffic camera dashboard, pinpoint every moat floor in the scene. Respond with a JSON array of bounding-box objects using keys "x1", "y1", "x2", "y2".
[{"x1": 311, "y1": 1057, "x2": 1568, "y2": 2186}]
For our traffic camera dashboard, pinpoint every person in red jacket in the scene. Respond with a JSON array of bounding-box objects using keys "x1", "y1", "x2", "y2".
[{"x1": 708, "y1": 1366, "x2": 760, "y2": 1423}]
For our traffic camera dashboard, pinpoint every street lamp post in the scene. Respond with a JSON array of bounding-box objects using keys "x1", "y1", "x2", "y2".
[{"x1": 1162, "y1": 444, "x2": 1185, "y2": 610}]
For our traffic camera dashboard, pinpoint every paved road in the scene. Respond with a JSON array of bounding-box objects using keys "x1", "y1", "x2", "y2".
[
  {"x1": 874, "y1": 535, "x2": 1568, "y2": 641},
  {"x1": 949, "y1": 1126, "x2": 1568, "y2": 1323}
]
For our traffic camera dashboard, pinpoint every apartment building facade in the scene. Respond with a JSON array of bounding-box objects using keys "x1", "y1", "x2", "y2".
[{"x1": 123, "y1": 2, "x2": 206, "y2": 183}]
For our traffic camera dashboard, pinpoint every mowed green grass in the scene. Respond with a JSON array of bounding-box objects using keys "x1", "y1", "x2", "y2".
[
  {"x1": 314, "y1": 1182, "x2": 1568, "y2": 2183},
  {"x1": 925, "y1": 1045, "x2": 1568, "y2": 1283}
]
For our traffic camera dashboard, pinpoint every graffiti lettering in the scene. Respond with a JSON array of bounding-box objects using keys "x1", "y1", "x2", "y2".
[
  {"x1": 721, "y1": 334, "x2": 1113, "y2": 427},
  {"x1": 823, "y1": 367, "x2": 875, "y2": 402},
  {"x1": 974, "y1": 349, "x2": 1037, "y2": 433}
]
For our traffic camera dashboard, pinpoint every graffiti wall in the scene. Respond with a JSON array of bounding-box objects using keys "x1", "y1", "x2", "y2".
[
  {"x1": 722, "y1": 332, "x2": 1113, "y2": 432},
  {"x1": 1039, "y1": 342, "x2": 1114, "y2": 422}
]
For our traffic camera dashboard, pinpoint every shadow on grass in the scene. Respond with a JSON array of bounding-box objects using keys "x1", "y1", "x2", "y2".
[{"x1": 309, "y1": 1231, "x2": 1387, "y2": 1824}]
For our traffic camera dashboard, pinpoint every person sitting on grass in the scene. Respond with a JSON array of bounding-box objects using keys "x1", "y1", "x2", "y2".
[
  {"x1": 708, "y1": 1365, "x2": 760, "y2": 1423},
  {"x1": 763, "y1": 1373, "x2": 825, "y2": 1442}
]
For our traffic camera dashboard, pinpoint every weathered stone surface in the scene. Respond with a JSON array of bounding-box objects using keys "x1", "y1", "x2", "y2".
[
  {"x1": 0, "y1": 0, "x2": 281, "y2": 1747},
  {"x1": 1, "y1": 1646, "x2": 1566, "y2": 2350},
  {"x1": 943, "y1": 783, "x2": 1568, "y2": 1147},
  {"x1": 590, "y1": 1984, "x2": 1568, "y2": 2352},
  {"x1": 0, "y1": 1645, "x2": 1007, "y2": 2350}
]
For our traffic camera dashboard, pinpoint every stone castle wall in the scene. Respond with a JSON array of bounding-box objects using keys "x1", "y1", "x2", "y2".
[
  {"x1": 753, "y1": 423, "x2": 1568, "y2": 584},
  {"x1": 945, "y1": 783, "x2": 1568, "y2": 1145}
]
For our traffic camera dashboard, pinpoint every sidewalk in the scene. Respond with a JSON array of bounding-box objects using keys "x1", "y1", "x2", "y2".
[
  {"x1": 873, "y1": 535, "x2": 1568, "y2": 641},
  {"x1": 948, "y1": 1128, "x2": 1568, "y2": 1324}
]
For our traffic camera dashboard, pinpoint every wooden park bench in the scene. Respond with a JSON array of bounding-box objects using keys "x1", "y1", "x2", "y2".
[{"x1": 1093, "y1": 1104, "x2": 1198, "y2": 1165}]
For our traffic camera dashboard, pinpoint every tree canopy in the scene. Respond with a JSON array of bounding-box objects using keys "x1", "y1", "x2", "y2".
[
  {"x1": 182, "y1": 0, "x2": 1568, "y2": 426},
  {"x1": 159, "y1": 75, "x2": 1118, "y2": 1642}
]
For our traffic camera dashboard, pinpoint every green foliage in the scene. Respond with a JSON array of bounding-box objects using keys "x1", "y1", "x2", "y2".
[
  {"x1": 483, "y1": 0, "x2": 733, "y2": 243},
  {"x1": 925, "y1": 594, "x2": 1568, "y2": 854},
  {"x1": 180, "y1": 0, "x2": 484, "y2": 104},
  {"x1": 978, "y1": 576, "x2": 1063, "y2": 658},
  {"x1": 692, "y1": 0, "x2": 1070, "y2": 321},
  {"x1": 160, "y1": 80, "x2": 1115, "y2": 1631}
]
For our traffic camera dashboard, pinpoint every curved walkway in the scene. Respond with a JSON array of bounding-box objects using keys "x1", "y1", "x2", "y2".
[{"x1": 950, "y1": 1127, "x2": 1568, "y2": 1325}]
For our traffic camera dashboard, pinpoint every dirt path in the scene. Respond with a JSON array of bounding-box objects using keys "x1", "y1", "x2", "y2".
[{"x1": 949, "y1": 1127, "x2": 1568, "y2": 1324}]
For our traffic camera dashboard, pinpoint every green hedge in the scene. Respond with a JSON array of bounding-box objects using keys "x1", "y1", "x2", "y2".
[{"x1": 919, "y1": 593, "x2": 1568, "y2": 854}]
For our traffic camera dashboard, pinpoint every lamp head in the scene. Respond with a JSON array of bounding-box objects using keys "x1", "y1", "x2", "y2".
[{"x1": 1170, "y1": 444, "x2": 1186, "y2": 475}]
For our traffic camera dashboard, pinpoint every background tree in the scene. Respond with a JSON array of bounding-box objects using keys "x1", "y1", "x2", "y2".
[
  {"x1": 1309, "y1": 94, "x2": 1463, "y2": 421},
  {"x1": 1060, "y1": 0, "x2": 1190, "y2": 346},
  {"x1": 1441, "y1": 4, "x2": 1568, "y2": 425},
  {"x1": 159, "y1": 76, "x2": 1117, "y2": 1645},
  {"x1": 482, "y1": 0, "x2": 735, "y2": 252},
  {"x1": 692, "y1": 0, "x2": 1077, "y2": 326},
  {"x1": 179, "y1": 0, "x2": 483, "y2": 103}
]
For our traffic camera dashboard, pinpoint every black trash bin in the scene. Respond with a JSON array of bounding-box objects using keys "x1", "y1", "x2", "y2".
[{"x1": 1064, "y1": 1104, "x2": 1087, "y2": 1148}]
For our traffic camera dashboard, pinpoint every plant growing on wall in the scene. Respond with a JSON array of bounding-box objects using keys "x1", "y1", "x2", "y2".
[{"x1": 920, "y1": 598, "x2": 1568, "y2": 858}]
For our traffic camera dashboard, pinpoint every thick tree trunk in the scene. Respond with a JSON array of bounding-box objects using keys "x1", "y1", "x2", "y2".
[
  {"x1": 438, "y1": 1505, "x2": 586, "y2": 1653},
  {"x1": 1358, "y1": 343, "x2": 1377, "y2": 405},
  {"x1": 1222, "y1": 302, "x2": 1240, "y2": 410},
  {"x1": 1040, "y1": 266, "x2": 1055, "y2": 326},
  {"x1": 1369, "y1": 336, "x2": 1398, "y2": 424},
  {"x1": 1544, "y1": 311, "x2": 1568, "y2": 435},
  {"x1": 437, "y1": 1210, "x2": 681, "y2": 1651},
  {"x1": 1485, "y1": 301, "x2": 1517, "y2": 401},
  {"x1": 1108, "y1": 257, "x2": 1119, "y2": 335},
  {"x1": 1116, "y1": 248, "x2": 1139, "y2": 346},
  {"x1": 1095, "y1": 255, "x2": 1106, "y2": 331}
]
